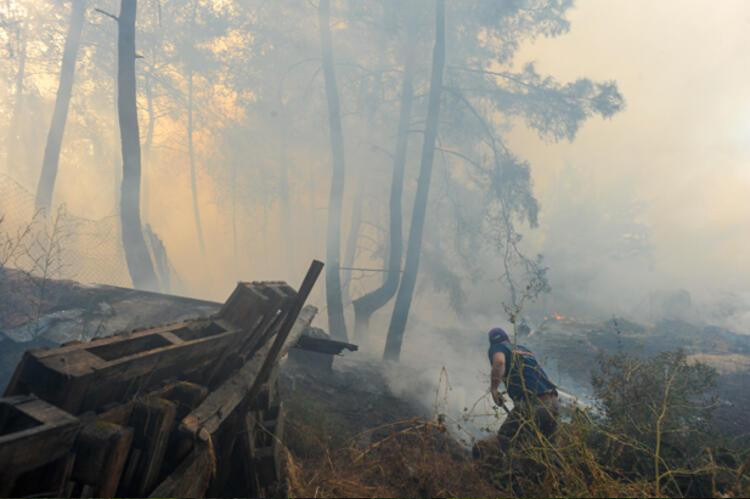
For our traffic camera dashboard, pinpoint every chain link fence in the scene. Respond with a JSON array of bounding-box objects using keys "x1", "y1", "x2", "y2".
[{"x1": 0, "y1": 173, "x2": 166, "y2": 289}]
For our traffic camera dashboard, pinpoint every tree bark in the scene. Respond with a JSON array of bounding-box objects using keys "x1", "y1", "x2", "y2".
[
  {"x1": 142, "y1": 70, "x2": 154, "y2": 223},
  {"x1": 117, "y1": 0, "x2": 159, "y2": 291},
  {"x1": 352, "y1": 9, "x2": 418, "y2": 339},
  {"x1": 187, "y1": 0, "x2": 206, "y2": 258},
  {"x1": 341, "y1": 164, "x2": 364, "y2": 304},
  {"x1": 35, "y1": 0, "x2": 87, "y2": 211},
  {"x1": 384, "y1": 0, "x2": 445, "y2": 361},
  {"x1": 142, "y1": 2, "x2": 161, "y2": 224},
  {"x1": 319, "y1": 0, "x2": 348, "y2": 340}
]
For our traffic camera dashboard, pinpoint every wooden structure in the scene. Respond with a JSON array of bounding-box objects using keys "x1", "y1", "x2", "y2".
[
  {"x1": 0, "y1": 260, "x2": 323, "y2": 498},
  {"x1": 288, "y1": 326, "x2": 358, "y2": 371}
]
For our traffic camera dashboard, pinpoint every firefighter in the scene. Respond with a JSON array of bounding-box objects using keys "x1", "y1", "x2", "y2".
[{"x1": 487, "y1": 327, "x2": 559, "y2": 446}]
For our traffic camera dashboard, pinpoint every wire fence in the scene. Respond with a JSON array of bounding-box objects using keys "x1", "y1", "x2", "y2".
[{"x1": 0, "y1": 173, "x2": 161, "y2": 288}]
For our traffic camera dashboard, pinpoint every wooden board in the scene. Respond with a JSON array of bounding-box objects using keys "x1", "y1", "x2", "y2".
[
  {"x1": 4, "y1": 319, "x2": 242, "y2": 414},
  {"x1": 71, "y1": 420, "x2": 134, "y2": 497},
  {"x1": 249, "y1": 364, "x2": 280, "y2": 411},
  {"x1": 118, "y1": 397, "x2": 177, "y2": 497},
  {"x1": 255, "y1": 403, "x2": 286, "y2": 488},
  {"x1": 150, "y1": 380, "x2": 209, "y2": 420},
  {"x1": 181, "y1": 305, "x2": 317, "y2": 439},
  {"x1": 218, "y1": 281, "x2": 295, "y2": 333},
  {"x1": 0, "y1": 395, "x2": 80, "y2": 478},
  {"x1": 148, "y1": 443, "x2": 213, "y2": 498}
]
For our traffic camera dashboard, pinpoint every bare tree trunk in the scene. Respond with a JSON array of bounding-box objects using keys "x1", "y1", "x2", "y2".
[
  {"x1": 384, "y1": 0, "x2": 445, "y2": 361},
  {"x1": 142, "y1": 2, "x2": 161, "y2": 224},
  {"x1": 142, "y1": 70, "x2": 155, "y2": 223},
  {"x1": 342, "y1": 20, "x2": 388, "y2": 308},
  {"x1": 187, "y1": 68, "x2": 206, "y2": 257},
  {"x1": 35, "y1": 0, "x2": 86, "y2": 211},
  {"x1": 352, "y1": 10, "x2": 417, "y2": 339},
  {"x1": 117, "y1": 0, "x2": 159, "y2": 291},
  {"x1": 6, "y1": 27, "x2": 26, "y2": 176},
  {"x1": 341, "y1": 165, "x2": 364, "y2": 304},
  {"x1": 319, "y1": 0, "x2": 348, "y2": 340},
  {"x1": 187, "y1": 0, "x2": 206, "y2": 258}
]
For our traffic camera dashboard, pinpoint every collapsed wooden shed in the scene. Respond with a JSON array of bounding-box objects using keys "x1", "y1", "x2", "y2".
[{"x1": 0, "y1": 260, "x2": 323, "y2": 498}]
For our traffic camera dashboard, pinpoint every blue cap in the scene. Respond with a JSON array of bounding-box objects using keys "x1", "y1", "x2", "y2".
[{"x1": 488, "y1": 327, "x2": 509, "y2": 344}]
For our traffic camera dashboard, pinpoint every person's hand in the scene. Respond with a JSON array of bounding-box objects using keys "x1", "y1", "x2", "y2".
[{"x1": 491, "y1": 390, "x2": 504, "y2": 407}]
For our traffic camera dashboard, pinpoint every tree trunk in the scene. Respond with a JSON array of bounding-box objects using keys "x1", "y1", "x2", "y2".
[
  {"x1": 142, "y1": 2, "x2": 161, "y2": 224},
  {"x1": 117, "y1": 0, "x2": 159, "y2": 291},
  {"x1": 384, "y1": 0, "x2": 445, "y2": 361},
  {"x1": 319, "y1": 0, "x2": 348, "y2": 340},
  {"x1": 35, "y1": 0, "x2": 87, "y2": 211},
  {"x1": 142, "y1": 70, "x2": 155, "y2": 223},
  {"x1": 187, "y1": 66, "x2": 207, "y2": 257},
  {"x1": 186, "y1": 1, "x2": 206, "y2": 258},
  {"x1": 342, "y1": 60, "x2": 386, "y2": 307},
  {"x1": 352, "y1": 10, "x2": 418, "y2": 339},
  {"x1": 5, "y1": 27, "x2": 26, "y2": 176},
  {"x1": 341, "y1": 166, "x2": 364, "y2": 304}
]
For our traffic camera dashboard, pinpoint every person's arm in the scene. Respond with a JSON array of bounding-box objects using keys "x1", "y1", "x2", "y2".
[{"x1": 490, "y1": 351, "x2": 506, "y2": 406}]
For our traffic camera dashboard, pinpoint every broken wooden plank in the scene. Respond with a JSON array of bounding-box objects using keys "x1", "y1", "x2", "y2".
[
  {"x1": 118, "y1": 397, "x2": 177, "y2": 497},
  {"x1": 181, "y1": 303, "x2": 318, "y2": 439},
  {"x1": 0, "y1": 395, "x2": 80, "y2": 477},
  {"x1": 3, "y1": 319, "x2": 242, "y2": 414},
  {"x1": 236, "y1": 412, "x2": 261, "y2": 496},
  {"x1": 249, "y1": 364, "x2": 280, "y2": 411},
  {"x1": 71, "y1": 420, "x2": 134, "y2": 497},
  {"x1": 150, "y1": 380, "x2": 208, "y2": 420},
  {"x1": 204, "y1": 284, "x2": 292, "y2": 388},
  {"x1": 218, "y1": 281, "x2": 295, "y2": 332},
  {"x1": 255, "y1": 403, "x2": 286, "y2": 488},
  {"x1": 149, "y1": 442, "x2": 213, "y2": 498},
  {"x1": 294, "y1": 334, "x2": 359, "y2": 355}
]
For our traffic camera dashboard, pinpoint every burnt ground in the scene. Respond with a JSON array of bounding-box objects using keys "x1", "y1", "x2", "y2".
[{"x1": 280, "y1": 354, "x2": 428, "y2": 457}]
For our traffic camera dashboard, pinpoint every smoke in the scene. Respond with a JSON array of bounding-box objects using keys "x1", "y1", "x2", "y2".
[{"x1": 1, "y1": 0, "x2": 748, "y2": 399}]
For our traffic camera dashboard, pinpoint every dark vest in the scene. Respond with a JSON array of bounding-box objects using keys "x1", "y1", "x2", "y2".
[{"x1": 488, "y1": 342, "x2": 557, "y2": 402}]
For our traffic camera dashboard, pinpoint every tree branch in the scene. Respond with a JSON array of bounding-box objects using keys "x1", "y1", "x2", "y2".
[{"x1": 94, "y1": 8, "x2": 119, "y2": 22}]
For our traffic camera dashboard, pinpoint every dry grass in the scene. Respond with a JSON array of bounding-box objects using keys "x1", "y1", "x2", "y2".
[
  {"x1": 279, "y1": 352, "x2": 749, "y2": 498},
  {"x1": 286, "y1": 417, "x2": 500, "y2": 498},
  {"x1": 283, "y1": 409, "x2": 749, "y2": 498}
]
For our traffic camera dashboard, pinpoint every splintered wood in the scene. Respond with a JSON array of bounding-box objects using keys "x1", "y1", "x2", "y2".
[{"x1": 0, "y1": 260, "x2": 323, "y2": 498}]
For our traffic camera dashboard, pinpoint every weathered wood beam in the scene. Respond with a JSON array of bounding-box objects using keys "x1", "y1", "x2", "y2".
[
  {"x1": 4, "y1": 318, "x2": 241, "y2": 414},
  {"x1": 119, "y1": 397, "x2": 177, "y2": 497},
  {"x1": 181, "y1": 304, "x2": 317, "y2": 439},
  {"x1": 71, "y1": 420, "x2": 134, "y2": 497},
  {"x1": 0, "y1": 395, "x2": 80, "y2": 480},
  {"x1": 148, "y1": 442, "x2": 213, "y2": 498}
]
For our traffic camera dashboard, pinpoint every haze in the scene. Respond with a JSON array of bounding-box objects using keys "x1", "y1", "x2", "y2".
[{"x1": 1, "y1": 0, "x2": 748, "y2": 350}]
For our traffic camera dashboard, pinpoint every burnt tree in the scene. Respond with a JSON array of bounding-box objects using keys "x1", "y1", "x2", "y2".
[
  {"x1": 116, "y1": 0, "x2": 159, "y2": 291},
  {"x1": 352, "y1": 6, "x2": 418, "y2": 338},
  {"x1": 319, "y1": 0, "x2": 348, "y2": 340},
  {"x1": 35, "y1": 0, "x2": 87, "y2": 211},
  {"x1": 186, "y1": 0, "x2": 207, "y2": 258},
  {"x1": 384, "y1": 0, "x2": 445, "y2": 361}
]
